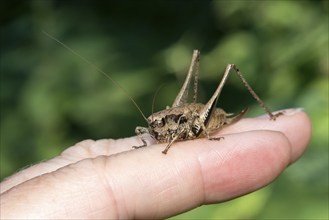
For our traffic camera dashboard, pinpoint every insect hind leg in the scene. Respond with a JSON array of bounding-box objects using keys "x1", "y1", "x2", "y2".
[{"x1": 230, "y1": 64, "x2": 283, "y2": 120}]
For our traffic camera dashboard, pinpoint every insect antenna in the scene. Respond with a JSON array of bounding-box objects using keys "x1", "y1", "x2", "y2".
[
  {"x1": 42, "y1": 31, "x2": 148, "y2": 122},
  {"x1": 151, "y1": 83, "x2": 165, "y2": 122}
]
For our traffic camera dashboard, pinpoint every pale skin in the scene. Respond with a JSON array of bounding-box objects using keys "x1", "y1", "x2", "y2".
[{"x1": 0, "y1": 108, "x2": 311, "y2": 219}]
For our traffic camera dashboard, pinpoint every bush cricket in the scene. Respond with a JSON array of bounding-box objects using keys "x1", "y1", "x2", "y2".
[
  {"x1": 43, "y1": 32, "x2": 282, "y2": 155},
  {"x1": 134, "y1": 50, "x2": 282, "y2": 154}
]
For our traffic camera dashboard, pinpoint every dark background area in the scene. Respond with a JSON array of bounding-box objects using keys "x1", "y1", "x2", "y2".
[{"x1": 0, "y1": 0, "x2": 328, "y2": 219}]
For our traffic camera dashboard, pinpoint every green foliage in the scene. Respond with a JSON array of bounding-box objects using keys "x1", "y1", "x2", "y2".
[{"x1": 1, "y1": 0, "x2": 328, "y2": 219}]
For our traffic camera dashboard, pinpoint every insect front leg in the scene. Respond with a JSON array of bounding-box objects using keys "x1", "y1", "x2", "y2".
[
  {"x1": 161, "y1": 115, "x2": 190, "y2": 154},
  {"x1": 162, "y1": 134, "x2": 180, "y2": 154},
  {"x1": 162, "y1": 124, "x2": 189, "y2": 154},
  {"x1": 132, "y1": 126, "x2": 149, "y2": 149}
]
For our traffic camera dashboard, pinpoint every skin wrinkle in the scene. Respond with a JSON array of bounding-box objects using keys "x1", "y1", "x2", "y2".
[
  {"x1": 196, "y1": 135, "x2": 240, "y2": 197},
  {"x1": 105, "y1": 173, "x2": 125, "y2": 219},
  {"x1": 195, "y1": 153, "x2": 207, "y2": 205},
  {"x1": 104, "y1": 151, "x2": 159, "y2": 219},
  {"x1": 92, "y1": 157, "x2": 121, "y2": 219},
  {"x1": 201, "y1": 150, "x2": 233, "y2": 201},
  {"x1": 103, "y1": 154, "x2": 137, "y2": 219},
  {"x1": 150, "y1": 152, "x2": 202, "y2": 217},
  {"x1": 154, "y1": 166, "x2": 176, "y2": 214},
  {"x1": 175, "y1": 156, "x2": 202, "y2": 209},
  {"x1": 79, "y1": 141, "x2": 96, "y2": 158},
  {"x1": 195, "y1": 141, "x2": 227, "y2": 203},
  {"x1": 103, "y1": 139, "x2": 115, "y2": 156},
  {"x1": 151, "y1": 149, "x2": 195, "y2": 215},
  {"x1": 147, "y1": 162, "x2": 177, "y2": 217},
  {"x1": 93, "y1": 139, "x2": 115, "y2": 156},
  {"x1": 286, "y1": 137, "x2": 294, "y2": 165},
  {"x1": 83, "y1": 140, "x2": 96, "y2": 157},
  {"x1": 157, "y1": 181, "x2": 178, "y2": 198}
]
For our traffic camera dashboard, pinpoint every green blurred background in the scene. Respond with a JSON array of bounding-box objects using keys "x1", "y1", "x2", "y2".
[{"x1": 1, "y1": 0, "x2": 328, "y2": 219}]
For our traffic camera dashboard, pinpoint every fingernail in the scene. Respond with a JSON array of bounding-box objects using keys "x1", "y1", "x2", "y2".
[
  {"x1": 278, "y1": 108, "x2": 304, "y2": 116},
  {"x1": 258, "y1": 108, "x2": 304, "y2": 118}
]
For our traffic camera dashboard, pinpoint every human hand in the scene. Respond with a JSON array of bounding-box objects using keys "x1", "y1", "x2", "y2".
[{"x1": 0, "y1": 108, "x2": 311, "y2": 219}]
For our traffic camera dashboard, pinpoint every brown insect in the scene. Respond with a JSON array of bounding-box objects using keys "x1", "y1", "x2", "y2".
[
  {"x1": 133, "y1": 50, "x2": 282, "y2": 154},
  {"x1": 43, "y1": 32, "x2": 281, "y2": 155}
]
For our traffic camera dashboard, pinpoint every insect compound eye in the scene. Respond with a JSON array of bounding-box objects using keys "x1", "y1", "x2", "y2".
[
  {"x1": 157, "y1": 118, "x2": 165, "y2": 127},
  {"x1": 178, "y1": 115, "x2": 187, "y2": 124},
  {"x1": 150, "y1": 118, "x2": 165, "y2": 128}
]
